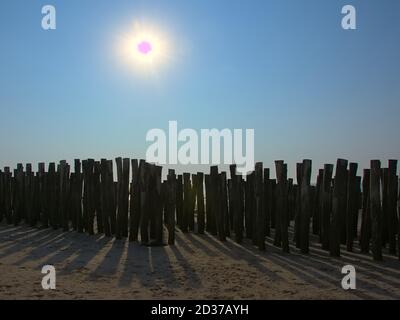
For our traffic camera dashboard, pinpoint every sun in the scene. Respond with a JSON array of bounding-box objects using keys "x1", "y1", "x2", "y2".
[{"x1": 117, "y1": 22, "x2": 170, "y2": 72}]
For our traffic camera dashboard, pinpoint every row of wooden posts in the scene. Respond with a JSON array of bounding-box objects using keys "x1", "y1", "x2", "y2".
[{"x1": 0, "y1": 158, "x2": 399, "y2": 261}]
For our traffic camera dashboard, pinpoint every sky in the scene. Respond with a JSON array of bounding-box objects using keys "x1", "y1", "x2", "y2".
[{"x1": 0, "y1": 0, "x2": 399, "y2": 179}]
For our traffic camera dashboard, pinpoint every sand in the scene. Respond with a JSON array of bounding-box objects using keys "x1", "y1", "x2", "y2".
[{"x1": 0, "y1": 222, "x2": 399, "y2": 300}]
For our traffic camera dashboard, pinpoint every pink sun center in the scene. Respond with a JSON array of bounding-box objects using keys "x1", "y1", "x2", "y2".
[{"x1": 137, "y1": 41, "x2": 152, "y2": 55}]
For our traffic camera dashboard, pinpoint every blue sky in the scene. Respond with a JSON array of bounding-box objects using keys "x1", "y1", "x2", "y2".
[{"x1": 0, "y1": 0, "x2": 399, "y2": 178}]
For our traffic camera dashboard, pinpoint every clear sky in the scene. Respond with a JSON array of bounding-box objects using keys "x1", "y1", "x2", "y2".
[{"x1": 0, "y1": 0, "x2": 399, "y2": 179}]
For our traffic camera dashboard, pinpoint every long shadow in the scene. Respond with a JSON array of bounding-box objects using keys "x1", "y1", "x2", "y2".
[
  {"x1": 184, "y1": 233, "x2": 219, "y2": 257},
  {"x1": 174, "y1": 231, "x2": 196, "y2": 254},
  {"x1": 14, "y1": 232, "x2": 74, "y2": 265},
  {"x1": 118, "y1": 241, "x2": 151, "y2": 287},
  {"x1": 60, "y1": 234, "x2": 113, "y2": 275},
  {"x1": 300, "y1": 250, "x2": 400, "y2": 297},
  {"x1": 86, "y1": 237, "x2": 125, "y2": 279},
  {"x1": 189, "y1": 233, "x2": 285, "y2": 282},
  {"x1": 0, "y1": 228, "x2": 63, "y2": 260},
  {"x1": 149, "y1": 246, "x2": 180, "y2": 290},
  {"x1": 272, "y1": 251, "x2": 400, "y2": 300},
  {"x1": 169, "y1": 244, "x2": 202, "y2": 289}
]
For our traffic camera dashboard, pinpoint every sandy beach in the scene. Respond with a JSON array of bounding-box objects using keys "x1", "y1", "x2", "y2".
[{"x1": 0, "y1": 222, "x2": 399, "y2": 300}]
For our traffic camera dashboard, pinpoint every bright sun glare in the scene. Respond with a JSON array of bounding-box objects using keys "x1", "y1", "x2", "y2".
[{"x1": 118, "y1": 22, "x2": 170, "y2": 72}]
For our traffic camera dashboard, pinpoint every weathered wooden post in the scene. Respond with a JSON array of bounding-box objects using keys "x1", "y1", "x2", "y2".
[
  {"x1": 188, "y1": 174, "x2": 196, "y2": 232},
  {"x1": 299, "y1": 160, "x2": 312, "y2": 254},
  {"x1": 230, "y1": 165, "x2": 242, "y2": 242},
  {"x1": 166, "y1": 169, "x2": 177, "y2": 244},
  {"x1": 205, "y1": 174, "x2": 211, "y2": 233},
  {"x1": 346, "y1": 162, "x2": 358, "y2": 252},
  {"x1": 93, "y1": 161, "x2": 103, "y2": 234},
  {"x1": 245, "y1": 172, "x2": 255, "y2": 240},
  {"x1": 360, "y1": 169, "x2": 371, "y2": 253},
  {"x1": 59, "y1": 160, "x2": 70, "y2": 232},
  {"x1": 354, "y1": 176, "x2": 362, "y2": 237},
  {"x1": 294, "y1": 162, "x2": 303, "y2": 247},
  {"x1": 254, "y1": 163, "x2": 265, "y2": 250},
  {"x1": 140, "y1": 161, "x2": 150, "y2": 245},
  {"x1": 228, "y1": 178, "x2": 233, "y2": 233},
  {"x1": 0, "y1": 170, "x2": 4, "y2": 223},
  {"x1": 381, "y1": 168, "x2": 389, "y2": 247},
  {"x1": 313, "y1": 169, "x2": 324, "y2": 236},
  {"x1": 100, "y1": 159, "x2": 111, "y2": 236},
  {"x1": 24, "y1": 164, "x2": 34, "y2": 226},
  {"x1": 220, "y1": 171, "x2": 228, "y2": 240},
  {"x1": 370, "y1": 160, "x2": 383, "y2": 261},
  {"x1": 275, "y1": 161, "x2": 289, "y2": 252},
  {"x1": 387, "y1": 160, "x2": 398, "y2": 255},
  {"x1": 398, "y1": 176, "x2": 400, "y2": 260},
  {"x1": 220, "y1": 172, "x2": 230, "y2": 237},
  {"x1": 73, "y1": 159, "x2": 83, "y2": 232},
  {"x1": 330, "y1": 159, "x2": 348, "y2": 257},
  {"x1": 13, "y1": 164, "x2": 24, "y2": 226},
  {"x1": 115, "y1": 157, "x2": 123, "y2": 239},
  {"x1": 176, "y1": 174, "x2": 183, "y2": 231},
  {"x1": 3, "y1": 167, "x2": 12, "y2": 224},
  {"x1": 122, "y1": 158, "x2": 130, "y2": 237},
  {"x1": 85, "y1": 159, "x2": 96, "y2": 235},
  {"x1": 196, "y1": 172, "x2": 205, "y2": 234},
  {"x1": 151, "y1": 165, "x2": 164, "y2": 245},
  {"x1": 129, "y1": 159, "x2": 141, "y2": 241},
  {"x1": 46, "y1": 163, "x2": 55, "y2": 229},
  {"x1": 263, "y1": 168, "x2": 271, "y2": 237},
  {"x1": 38, "y1": 163, "x2": 47, "y2": 228},
  {"x1": 182, "y1": 173, "x2": 191, "y2": 233}
]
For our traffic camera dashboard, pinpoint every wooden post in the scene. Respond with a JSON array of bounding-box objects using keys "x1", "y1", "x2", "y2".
[
  {"x1": 370, "y1": 160, "x2": 383, "y2": 261},
  {"x1": 129, "y1": 159, "x2": 141, "y2": 241},
  {"x1": 220, "y1": 172, "x2": 230, "y2": 237},
  {"x1": 188, "y1": 174, "x2": 195, "y2": 232},
  {"x1": 360, "y1": 169, "x2": 371, "y2": 253},
  {"x1": 58, "y1": 161, "x2": 68, "y2": 231},
  {"x1": 346, "y1": 162, "x2": 358, "y2": 252},
  {"x1": 313, "y1": 169, "x2": 324, "y2": 235},
  {"x1": 122, "y1": 158, "x2": 130, "y2": 237},
  {"x1": 263, "y1": 168, "x2": 271, "y2": 237},
  {"x1": 93, "y1": 161, "x2": 103, "y2": 234},
  {"x1": 3, "y1": 167, "x2": 12, "y2": 224},
  {"x1": 24, "y1": 164, "x2": 34, "y2": 226},
  {"x1": 0, "y1": 170, "x2": 3, "y2": 223},
  {"x1": 387, "y1": 160, "x2": 398, "y2": 255},
  {"x1": 182, "y1": 173, "x2": 190, "y2": 233},
  {"x1": 330, "y1": 159, "x2": 348, "y2": 257},
  {"x1": 294, "y1": 163, "x2": 302, "y2": 247},
  {"x1": 166, "y1": 169, "x2": 177, "y2": 244},
  {"x1": 196, "y1": 172, "x2": 205, "y2": 234},
  {"x1": 140, "y1": 161, "x2": 150, "y2": 245},
  {"x1": 219, "y1": 171, "x2": 228, "y2": 241},
  {"x1": 100, "y1": 159, "x2": 111, "y2": 236},
  {"x1": 381, "y1": 168, "x2": 389, "y2": 247},
  {"x1": 254, "y1": 163, "x2": 265, "y2": 250},
  {"x1": 398, "y1": 175, "x2": 400, "y2": 260},
  {"x1": 151, "y1": 165, "x2": 163, "y2": 245},
  {"x1": 46, "y1": 163, "x2": 56, "y2": 229},
  {"x1": 245, "y1": 172, "x2": 254, "y2": 240},
  {"x1": 176, "y1": 174, "x2": 183, "y2": 231},
  {"x1": 115, "y1": 157, "x2": 123, "y2": 239},
  {"x1": 275, "y1": 161, "x2": 289, "y2": 252},
  {"x1": 354, "y1": 176, "x2": 362, "y2": 238},
  {"x1": 299, "y1": 160, "x2": 312, "y2": 254},
  {"x1": 85, "y1": 159, "x2": 95, "y2": 235},
  {"x1": 230, "y1": 165, "x2": 242, "y2": 242},
  {"x1": 38, "y1": 163, "x2": 47, "y2": 228},
  {"x1": 13, "y1": 164, "x2": 24, "y2": 226}
]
